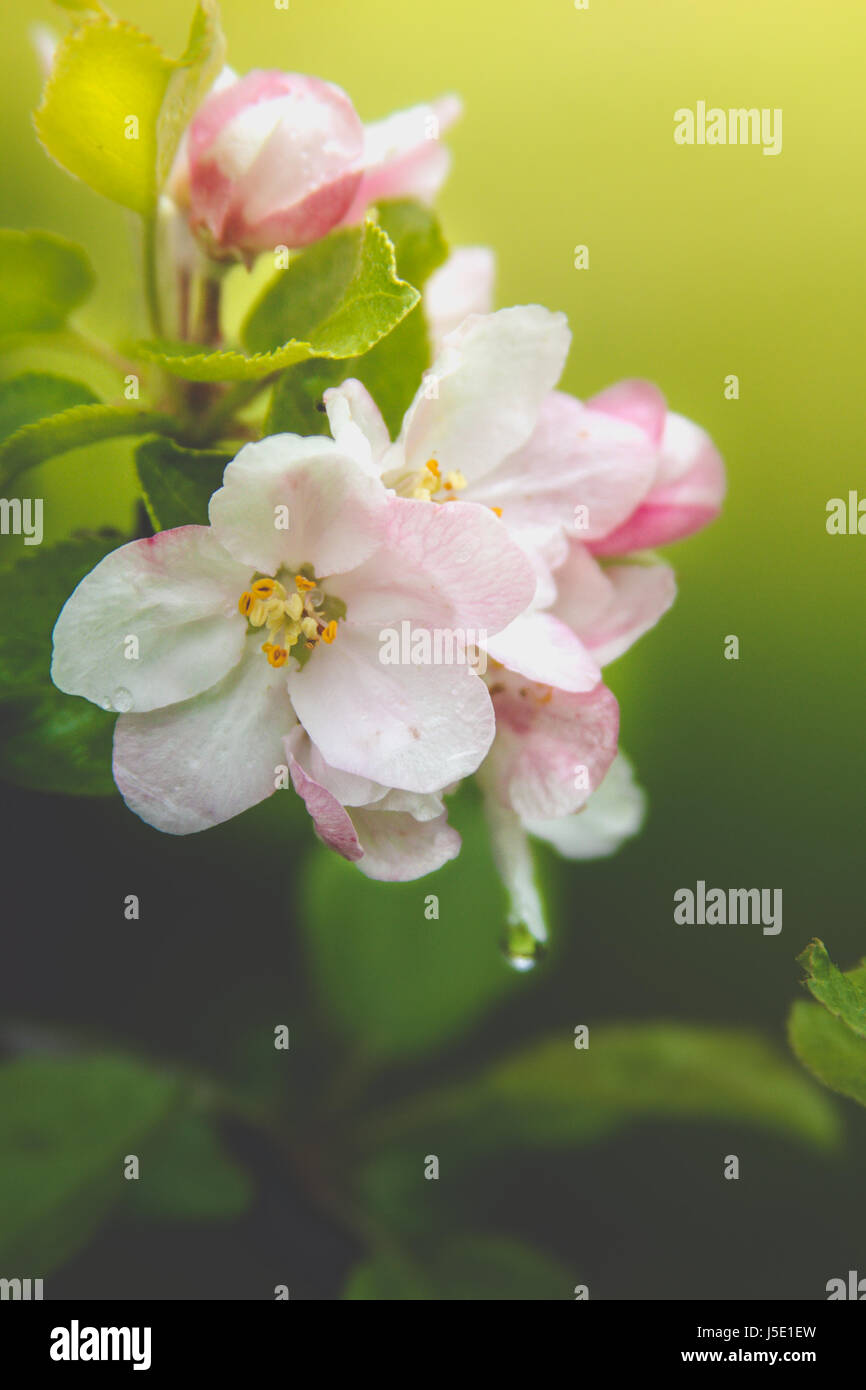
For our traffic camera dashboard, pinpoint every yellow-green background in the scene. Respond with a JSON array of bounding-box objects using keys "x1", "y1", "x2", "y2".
[{"x1": 2, "y1": 0, "x2": 864, "y2": 1297}]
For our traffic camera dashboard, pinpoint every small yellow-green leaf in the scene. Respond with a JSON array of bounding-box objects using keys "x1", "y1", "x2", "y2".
[
  {"x1": 0, "y1": 230, "x2": 94, "y2": 335},
  {"x1": 34, "y1": 5, "x2": 225, "y2": 214},
  {"x1": 35, "y1": 20, "x2": 173, "y2": 214}
]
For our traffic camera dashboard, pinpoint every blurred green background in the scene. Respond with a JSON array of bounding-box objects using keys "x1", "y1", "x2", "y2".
[{"x1": 1, "y1": 0, "x2": 865, "y2": 1299}]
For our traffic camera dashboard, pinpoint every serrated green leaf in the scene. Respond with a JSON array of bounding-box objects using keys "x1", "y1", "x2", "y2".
[
  {"x1": 372, "y1": 199, "x2": 448, "y2": 293},
  {"x1": 0, "y1": 1055, "x2": 181, "y2": 1272},
  {"x1": 300, "y1": 787, "x2": 518, "y2": 1063},
  {"x1": 140, "y1": 222, "x2": 417, "y2": 382},
  {"x1": 126, "y1": 1112, "x2": 252, "y2": 1221},
  {"x1": 34, "y1": 5, "x2": 225, "y2": 214},
  {"x1": 789, "y1": 1000, "x2": 866, "y2": 1109},
  {"x1": 264, "y1": 202, "x2": 446, "y2": 436},
  {"x1": 345, "y1": 1237, "x2": 574, "y2": 1301},
  {"x1": 0, "y1": 230, "x2": 95, "y2": 336},
  {"x1": 796, "y1": 938, "x2": 866, "y2": 1038},
  {"x1": 136, "y1": 436, "x2": 230, "y2": 530},
  {"x1": 0, "y1": 372, "x2": 98, "y2": 444},
  {"x1": 0, "y1": 404, "x2": 182, "y2": 487}
]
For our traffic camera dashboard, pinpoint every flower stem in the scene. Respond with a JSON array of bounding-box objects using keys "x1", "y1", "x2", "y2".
[{"x1": 141, "y1": 215, "x2": 165, "y2": 340}]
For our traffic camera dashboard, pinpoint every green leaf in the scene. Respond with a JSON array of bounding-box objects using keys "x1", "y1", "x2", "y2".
[
  {"x1": 264, "y1": 359, "x2": 346, "y2": 436},
  {"x1": 0, "y1": 534, "x2": 121, "y2": 701},
  {"x1": 347, "y1": 200, "x2": 447, "y2": 435},
  {"x1": 35, "y1": 21, "x2": 173, "y2": 214},
  {"x1": 0, "y1": 404, "x2": 182, "y2": 487},
  {"x1": 789, "y1": 1001, "x2": 866, "y2": 1109},
  {"x1": 0, "y1": 1055, "x2": 180, "y2": 1272},
  {"x1": 300, "y1": 788, "x2": 519, "y2": 1063},
  {"x1": 364, "y1": 1024, "x2": 841, "y2": 1156},
  {"x1": 0, "y1": 230, "x2": 94, "y2": 336},
  {"x1": 0, "y1": 372, "x2": 98, "y2": 443},
  {"x1": 345, "y1": 1237, "x2": 574, "y2": 1301},
  {"x1": 0, "y1": 688, "x2": 115, "y2": 796},
  {"x1": 136, "y1": 436, "x2": 230, "y2": 530},
  {"x1": 34, "y1": 5, "x2": 225, "y2": 214},
  {"x1": 265, "y1": 202, "x2": 447, "y2": 437},
  {"x1": 126, "y1": 1112, "x2": 252, "y2": 1221},
  {"x1": 0, "y1": 534, "x2": 120, "y2": 795},
  {"x1": 137, "y1": 220, "x2": 419, "y2": 384},
  {"x1": 155, "y1": 1, "x2": 226, "y2": 191},
  {"x1": 796, "y1": 938, "x2": 866, "y2": 1039}
]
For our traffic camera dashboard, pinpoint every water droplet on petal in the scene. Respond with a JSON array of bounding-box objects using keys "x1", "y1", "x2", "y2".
[
  {"x1": 112, "y1": 687, "x2": 134, "y2": 713},
  {"x1": 502, "y1": 921, "x2": 546, "y2": 972}
]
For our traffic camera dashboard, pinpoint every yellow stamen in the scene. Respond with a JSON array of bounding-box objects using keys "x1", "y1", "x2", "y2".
[
  {"x1": 443, "y1": 470, "x2": 467, "y2": 492},
  {"x1": 262, "y1": 642, "x2": 289, "y2": 668},
  {"x1": 426, "y1": 458, "x2": 440, "y2": 477},
  {"x1": 301, "y1": 616, "x2": 318, "y2": 640},
  {"x1": 251, "y1": 577, "x2": 285, "y2": 599},
  {"x1": 321, "y1": 619, "x2": 338, "y2": 644},
  {"x1": 285, "y1": 592, "x2": 303, "y2": 621},
  {"x1": 295, "y1": 574, "x2": 316, "y2": 592},
  {"x1": 490, "y1": 506, "x2": 503, "y2": 517},
  {"x1": 238, "y1": 591, "x2": 253, "y2": 616}
]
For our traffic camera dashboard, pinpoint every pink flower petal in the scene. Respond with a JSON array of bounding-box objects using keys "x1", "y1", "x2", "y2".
[
  {"x1": 484, "y1": 611, "x2": 601, "y2": 693},
  {"x1": 587, "y1": 378, "x2": 667, "y2": 447},
  {"x1": 552, "y1": 543, "x2": 677, "y2": 666},
  {"x1": 340, "y1": 94, "x2": 462, "y2": 224},
  {"x1": 332, "y1": 495, "x2": 535, "y2": 634},
  {"x1": 486, "y1": 677, "x2": 619, "y2": 822},
  {"x1": 467, "y1": 391, "x2": 657, "y2": 542},
  {"x1": 591, "y1": 412, "x2": 725, "y2": 554}
]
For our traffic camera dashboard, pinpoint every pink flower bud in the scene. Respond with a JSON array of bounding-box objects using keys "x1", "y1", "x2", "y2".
[{"x1": 184, "y1": 70, "x2": 366, "y2": 259}]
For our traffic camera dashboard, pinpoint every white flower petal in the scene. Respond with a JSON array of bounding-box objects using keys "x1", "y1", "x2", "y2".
[
  {"x1": 113, "y1": 649, "x2": 294, "y2": 834},
  {"x1": 287, "y1": 624, "x2": 495, "y2": 793},
  {"x1": 51, "y1": 527, "x2": 250, "y2": 714},
  {"x1": 209, "y1": 434, "x2": 388, "y2": 576},
  {"x1": 525, "y1": 753, "x2": 646, "y2": 858},
  {"x1": 394, "y1": 306, "x2": 570, "y2": 486}
]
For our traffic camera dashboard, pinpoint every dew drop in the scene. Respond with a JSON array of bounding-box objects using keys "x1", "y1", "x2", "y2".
[
  {"x1": 502, "y1": 922, "x2": 546, "y2": 973},
  {"x1": 112, "y1": 687, "x2": 134, "y2": 713}
]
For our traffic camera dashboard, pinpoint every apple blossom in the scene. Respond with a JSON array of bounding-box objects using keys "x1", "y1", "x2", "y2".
[
  {"x1": 51, "y1": 434, "x2": 534, "y2": 839},
  {"x1": 324, "y1": 307, "x2": 661, "y2": 607},
  {"x1": 174, "y1": 68, "x2": 460, "y2": 260}
]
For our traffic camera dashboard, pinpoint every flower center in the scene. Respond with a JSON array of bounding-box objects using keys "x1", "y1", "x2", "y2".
[
  {"x1": 384, "y1": 456, "x2": 468, "y2": 503},
  {"x1": 237, "y1": 569, "x2": 343, "y2": 668}
]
